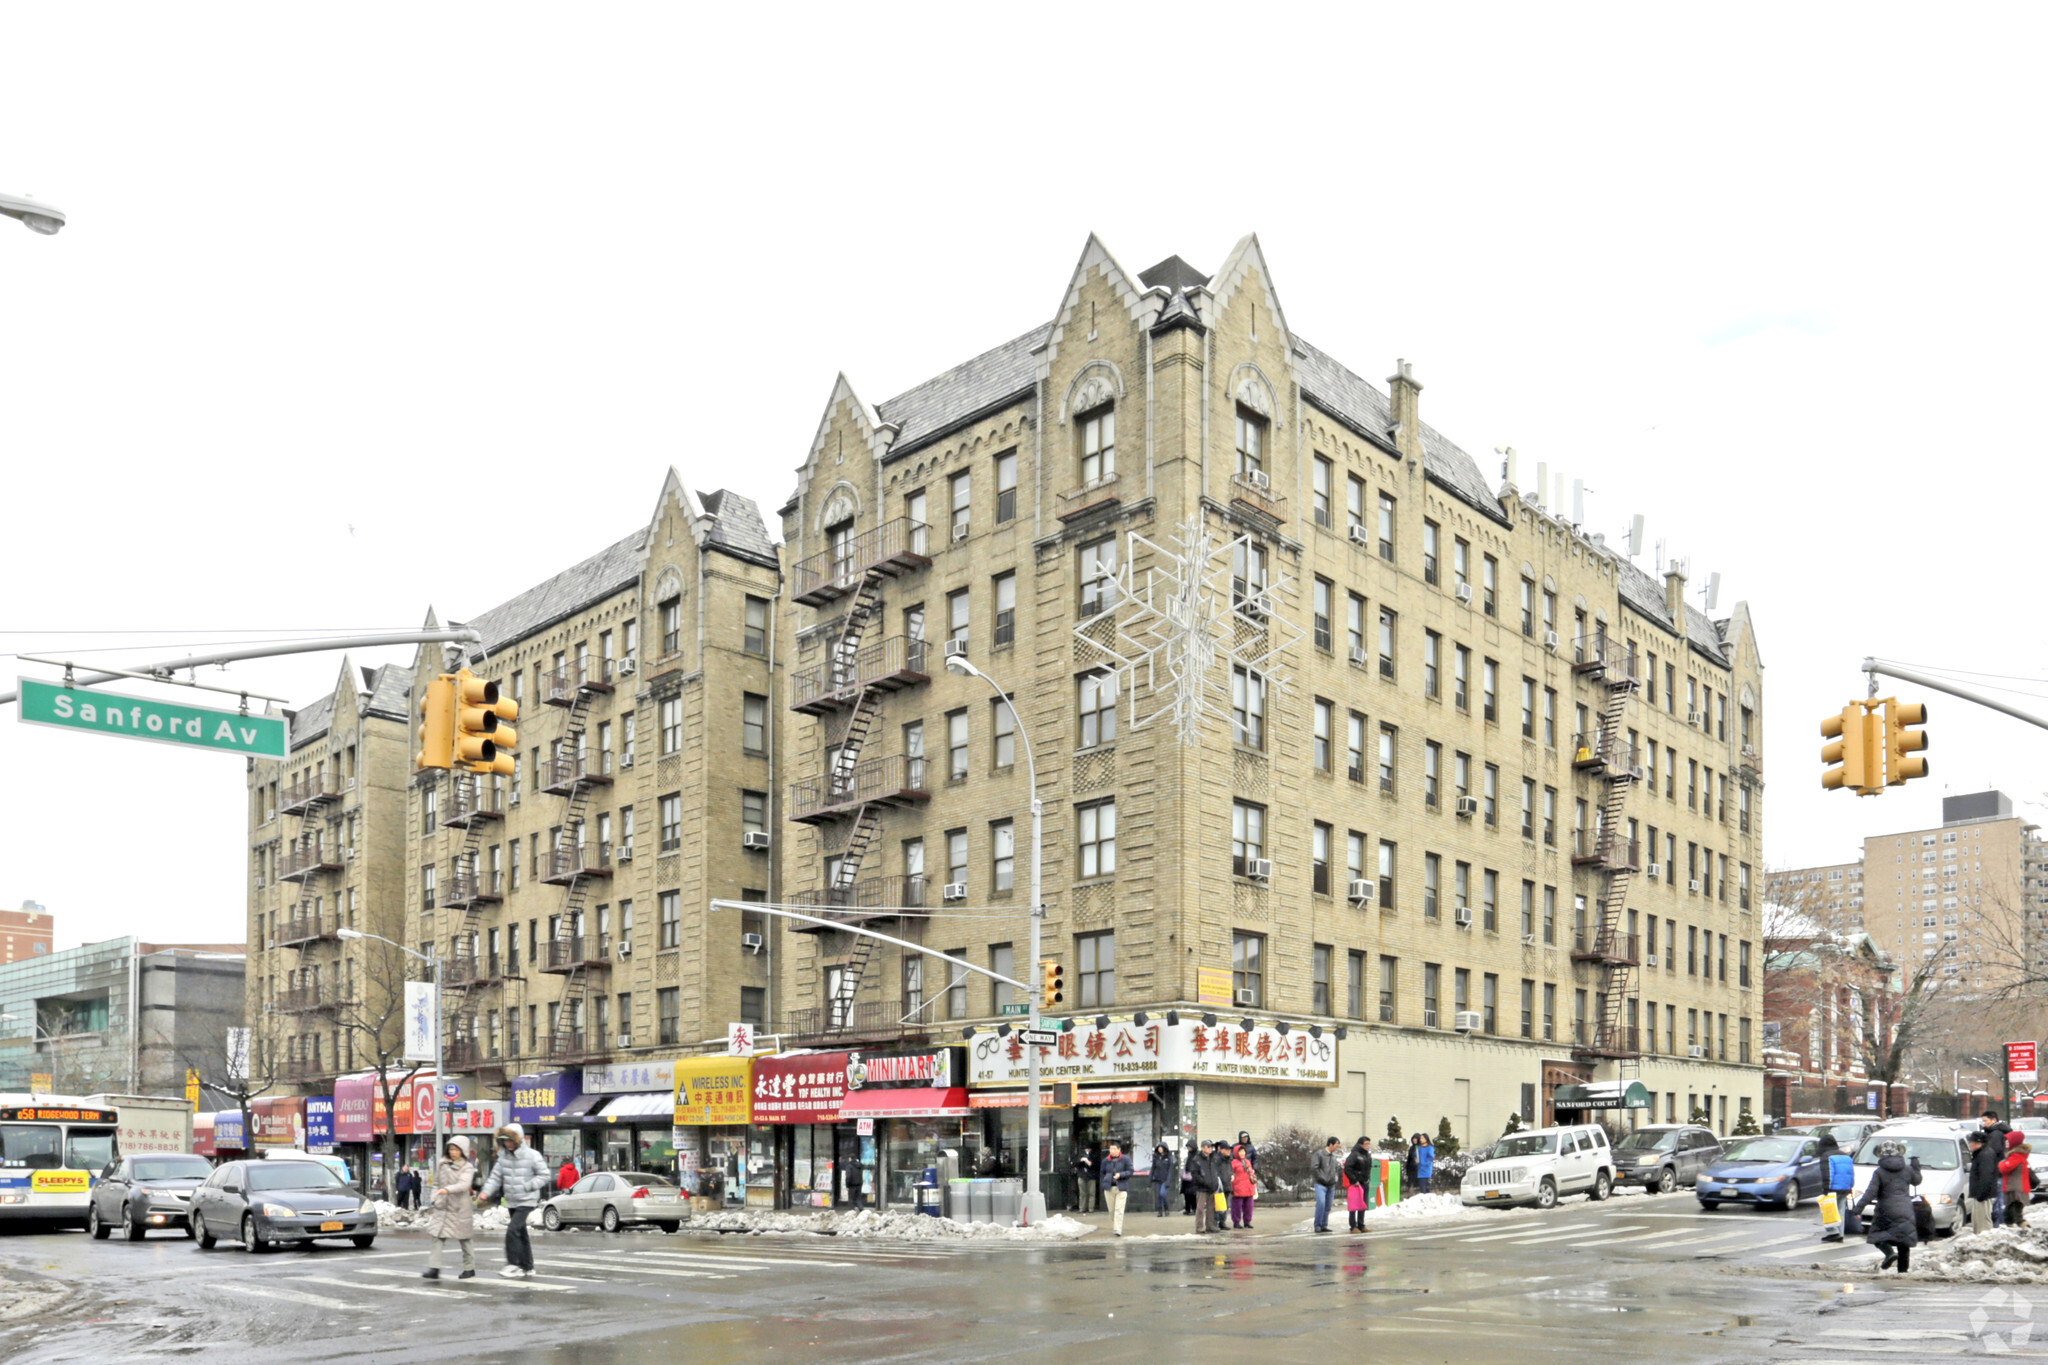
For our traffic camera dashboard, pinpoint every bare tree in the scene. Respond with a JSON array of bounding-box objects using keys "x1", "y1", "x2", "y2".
[
  {"x1": 327, "y1": 936, "x2": 425, "y2": 1201},
  {"x1": 175, "y1": 1027, "x2": 286, "y2": 1157}
]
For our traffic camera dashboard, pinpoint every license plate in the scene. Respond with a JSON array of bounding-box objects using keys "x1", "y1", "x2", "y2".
[
  {"x1": 1483, "y1": 1191, "x2": 1504, "y2": 1199},
  {"x1": 319, "y1": 1221, "x2": 344, "y2": 1232}
]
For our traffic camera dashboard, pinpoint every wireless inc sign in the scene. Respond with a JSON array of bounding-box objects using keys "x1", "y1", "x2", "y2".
[{"x1": 16, "y1": 677, "x2": 287, "y2": 759}]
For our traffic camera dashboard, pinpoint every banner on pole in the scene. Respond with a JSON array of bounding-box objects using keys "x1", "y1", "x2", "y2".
[{"x1": 404, "y1": 982, "x2": 439, "y2": 1062}]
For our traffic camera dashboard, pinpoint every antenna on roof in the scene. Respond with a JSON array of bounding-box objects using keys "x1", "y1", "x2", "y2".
[
  {"x1": 1571, "y1": 479, "x2": 1586, "y2": 528},
  {"x1": 1704, "y1": 573, "x2": 1722, "y2": 611},
  {"x1": 1496, "y1": 446, "x2": 1517, "y2": 488},
  {"x1": 1535, "y1": 461, "x2": 1548, "y2": 510},
  {"x1": 1554, "y1": 474, "x2": 1566, "y2": 521},
  {"x1": 1655, "y1": 538, "x2": 1666, "y2": 572},
  {"x1": 1628, "y1": 515, "x2": 1644, "y2": 558}
]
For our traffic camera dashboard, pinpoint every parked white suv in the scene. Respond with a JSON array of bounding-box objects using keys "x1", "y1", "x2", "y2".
[{"x1": 1461, "y1": 1124, "x2": 1616, "y2": 1209}]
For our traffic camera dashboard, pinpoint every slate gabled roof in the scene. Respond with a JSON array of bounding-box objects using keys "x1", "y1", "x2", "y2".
[
  {"x1": 875, "y1": 324, "x2": 1053, "y2": 459},
  {"x1": 364, "y1": 663, "x2": 412, "y2": 720},
  {"x1": 460, "y1": 529, "x2": 649, "y2": 659},
  {"x1": 1293, "y1": 338, "x2": 1508, "y2": 527},
  {"x1": 1616, "y1": 558, "x2": 1730, "y2": 663},
  {"x1": 287, "y1": 692, "x2": 334, "y2": 751},
  {"x1": 698, "y1": 489, "x2": 780, "y2": 570}
]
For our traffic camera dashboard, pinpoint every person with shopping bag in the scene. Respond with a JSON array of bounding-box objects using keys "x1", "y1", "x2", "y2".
[
  {"x1": 1343, "y1": 1137, "x2": 1374, "y2": 1233},
  {"x1": 1818, "y1": 1134, "x2": 1857, "y2": 1241}
]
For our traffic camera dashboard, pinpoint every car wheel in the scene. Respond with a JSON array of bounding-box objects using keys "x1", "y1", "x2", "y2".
[
  {"x1": 126, "y1": 1209, "x2": 147, "y2": 1242},
  {"x1": 1782, "y1": 1186, "x2": 1802, "y2": 1212},
  {"x1": 352, "y1": 1235, "x2": 376, "y2": 1249},
  {"x1": 542, "y1": 1205, "x2": 562, "y2": 1231},
  {"x1": 197, "y1": 1223, "x2": 217, "y2": 1250},
  {"x1": 1698, "y1": 1200, "x2": 1719, "y2": 1211},
  {"x1": 1535, "y1": 1178, "x2": 1558, "y2": 1210},
  {"x1": 600, "y1": 1206, "x2": 621, "y2": 1234},
  {"x1": 1656, "y1": 1168, "x2": 1678, "y2": 1195},
  {"x1": 88, "y1": 1204, "x2": 110, "y2": 1240},
  {"x1": 184, "y1": 1218, "x2": 197, "y2": 1240},
  {"x1": 661, "y1": 1222, "x2": 681, "y2": 1234},
  {"x1": 242, "y1": 1214, "x2": 269, "y2": 1253},
  {"x1": 1589, "y1": 1170, "x2": 1613, "y2": 1202}
]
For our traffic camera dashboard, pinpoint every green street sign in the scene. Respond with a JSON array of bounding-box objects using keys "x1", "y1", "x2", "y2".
[
  {"x1": 16, "y1": 677, "x2": 287, "y2": 758},
  {"x1": 1000, "y1": 1004, "x2": 1030, "y2": 1016}
]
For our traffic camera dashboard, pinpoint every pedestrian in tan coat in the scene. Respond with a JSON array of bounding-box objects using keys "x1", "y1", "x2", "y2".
[{"x1": 423, "y1": 1136, "x2": 478, "y2": 1279}]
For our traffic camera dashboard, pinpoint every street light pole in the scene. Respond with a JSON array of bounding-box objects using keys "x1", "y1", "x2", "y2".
[
  {"x1": 945, "y1": 655, "x2": 1048, "y2": 1226},
  {"x1": 338, "y1": 930, "x2": 444, "y2": 1182}
]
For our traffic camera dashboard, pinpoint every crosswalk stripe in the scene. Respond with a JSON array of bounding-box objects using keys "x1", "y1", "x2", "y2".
[
  {"x1": 293, "y1": 1274, "x2": 456, "y2": 1299},
  {"x1": 545, "y1": 1254, "x2": 733, "y2": 1279},
  {"x1": 359, "y1": 1267, "x2": 578, "y2": 1292},
  {"x1": 1627, "y1": 1231, "x2": 1758, "y2": 1250},
  {"x1": 597, "y1": 1250, "x2": 861, "y2": 1268},
  {"x1": 1485, "y1": 1223, "x2": 1643, "y2": 1244},
  {"x1": 213, "y1": 1282, "x2": 353, "y2": 1310}
]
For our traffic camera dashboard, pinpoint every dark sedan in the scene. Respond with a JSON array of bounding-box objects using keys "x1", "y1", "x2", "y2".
[
  {"x1": 191, "y1": 1159, "x2": 377, "y2": 1252},
  {"x1": 89, "y1": 1153, "x2": 214, "y2": 1240}
]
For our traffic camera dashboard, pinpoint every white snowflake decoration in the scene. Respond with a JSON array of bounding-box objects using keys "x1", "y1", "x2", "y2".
[{"x1": 1074, "y1": 513, "x2": 1303, "y2": 745}]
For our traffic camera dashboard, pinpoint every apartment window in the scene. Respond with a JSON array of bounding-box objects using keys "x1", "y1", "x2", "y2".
[
  {"x1": 660, "y1": 696, "x2": 682, "y2": 754},
  {"x1": 1542, "y1": 589, "x2": 1556, "y2": 638},
  {"x1": 1520, "y1": 677, "x2": 1537, "y2": 737},
  {"x1": 950, "y1": 469, "x2": 972, "y2": 536},
  {"x1": 657, "y1": 988, "x2": 679, "y2": 1046},
  {"x1": 1375, "y1": 493, "x2": 1397, "y2": 561},
  {"x1": 743, "y1": 596, "x2": 769, "y2": 656},
  {"x1": 1482, "y1": 870, "x2": 1498, "y2": 932},
  {"x1": 659, "y1": 794, "x2": 681, "y2": 853},
  {"x1": 1423, "y1": 741, "x2": 1441, "y2": 808},
  {"x1": 1079, "y1": 537, "x2": 1116, "y2": 616},
  {"x1": 948, "y1": 829, "x2": 969, "y2": 887},
  {"x1": 1543, "y1": 885, "x2": 1557, "y2": 945},
  {"x1": 1347, "y1": 711, "x2": 1366, "y2": 782},
  {"x1": 1378, "y1": 839, "x2": 1397, "y2": 909},
  {"x1": 1520, "y1": 880, "x2": 1536, "y2": 939},
  {"x1": 1313, "y1": 945, "x2": 1332, "y2": 1015},
  {"x1": 1482, "y1": 658, "x2": 1499, "y2": 722},
  {"x1": 1379, "y1": 956, "x2": 1399, "y2": 1023},
  {"x1": 1312, "y1": 822, "x2": 1332, "y2": 895},
  {"x1": 1378, "y1": 725, "x2": 1397, "y2": 793},
  {"x1": 902, "y1": 721, "x2": 925, "y2": 787},
  {"x1": 1347, "y1": 593, "x2": 1367, "y2": 660},
  {"x1": 948, "y1": 588, "x2": 970, "y2": 645},
  {"x1": 1687, "y1": 759, "x2": 1698, "y2": 811},
  {"x1": 1454, "y1": 646, "x2": 1470, "y2": 710},
  {"x1": 1347, "y1": 830, "x2": 1366, "y2": 891},
  {"x1": 1078, "y1": 671, "x2": 1118, "y2": 747},
  {"x1": 1231, "y1": 666, "x2": 1266, "y2": 748},
  {"x1": 1080, "y1": 406, "x2": 1115, "y2": 486},
  {"x1": 992, "y1": 571, "x2": 1016, "y2": 647},
  {"x1": 1422, "y1": 520, "x2": 1439, "y2": 584},
  {"x1": 1231, "y1": 540, "x2": 1267, "y2": 604},
  {"x1": 1423, "y1": 853, "x2": 1441, "y2": 919},
  {"x1": 1520, "y1": 979, "x2": 1535, "y2": 1037},
  {"x1": 1423, "y1": 630, "x2": 1441, "y2": 698},
  {"x1": 1077, "y1": 931, "x2": 1115, "y2": 1007},
  {"x1": 1233, "y1": 931, "x2": 1265, "y2": 1006},
  {"x1": 1079, "y1": 799, "x2": 1117, "y2": 877},
  {"x1": 741, "y1": 694, "x2": 767, "y2": 753},
  {"x1": 1312, "y1": 699, "x2": 1333, "y2": 772},
  {"x1": 1378, "y1": 607, "x2": 1397, "y2": 679},
  {"x1": 1312, "y1": 455, "x2": 1333, "y2": 527},
  {"x1": 944, "y1": 950, "x2": 969, "y2": 1019},
  {"x1": 660, "y1": 596, "x2": 682, "y2": 655},
  {"x1": 1313, "y1": 577, "x2": 1333, "y2": 651},
  {"x1": 990, "y1": 820, "x2": 1015, "y2": 892},
  {"x1": 990, "y1": 944, "x2": 1015, "y2": 1013},
  {"x1": 740, "y1": 790, "x2": 767, "y2": 837},
  {"x1": 905, "y1": 490, "x2": 929, "y2": 555},
  {"x1": 1422, "y1": 963, "x2": 1441, "y2": 1027},
  {"x1": 991, "y1": 698, "x2": 1016, "y2": 767},
  {"x1": 1542, "y1": 787, "x2": 1557, "y2": 846},
  {"x1": 420, "y1": 864, "x2": 436, "y2": 912},
  {"x1": 422, "y1": 784, "x2": 439, "y2": 836},
  {"x1": 1740, "y1": 863, "x2": 1752, "y2": 911},
  {"x1": 1666, "y1": 662, "x2": 1676, "y2": 713},
  {"x1": 1688, "y1": 926, "x2": 1698, "y2": 975},
  {"x1": 620, "y1": 714, "x2": 635, "y2": 768},
  {"x1": 1543, "y1": 689, "x2": 1557, "y2": 747},
  {"x1": 1348, "y1": 951, "x2": 1366, "y2": 1019},
  {"x1": 596, "y1": 721, "x2": 613, "y2": 774},
  {"x1": 1231, "y1": 800, "x2": 1266, "y2": 875},
  {"x1": 658, "y1": 891, "x2": 681, "y2": 950},
  {"x1": 1543, "y1": 983, "x2": 1557, "y2": 1041},
  {"x1": 994, "y1": 450, "x2": 1018, "y2": 524},
  {"x1": 948, "y1": 709, "x2": 969, "y2": 780},
  {"x1": 1520, "y1": 778, "x2": 1536, "y2": 839},
  {"x1": 1483, "y1": 764, "x2": 1499, "y2": 826},
  {"x1": 1519, "y1": 578, "x2": 1535, "y2": 636},
  {"x1": 1346, "y1": 474, "x2": 1366, "y2": 535},
  {"x1": 1235, "y1": 409, "x2": 1265, "y2": 477}
]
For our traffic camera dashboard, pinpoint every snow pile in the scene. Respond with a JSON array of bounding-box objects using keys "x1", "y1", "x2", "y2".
[
  {"x1": 1916, "y1": 1225, "x2": 2048, "y2": 1283},
  {"x1": 368, "y1": 1200, "x2": 515, "y2": 1234},
  {"x1": 682, "y1": 1207, "x2": 1092, "y2": 1241}
]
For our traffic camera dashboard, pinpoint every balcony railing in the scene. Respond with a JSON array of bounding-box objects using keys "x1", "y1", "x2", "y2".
[
  {"x1": 440, "y1": 870, "x2": 504, "y2": 908},
  {"x1": 1570, "y1": 730, "x2": 1616, "y2": 771},
  {"x1": 1570, "y1": 932, "x2": 1641, "y2": 966},
  {"x1": 1571, "y1": 831, "x2": 1642, "y2": 871},
  {"x1": 541, "y1": 844, "x2": 613, "y2": 885},
  {"x1": 541, "y1": 659, "x2": 616, "y2": 707},
  {"x1": 787, "y1": 874, "x2": 929, "y2": 932},
  {"x1": 278, "y1": 841, "x2": 343, "y2": 882},
  {"x1": 278, "y1": 984, "x2": 345, "y2": 1014},
  {"x1": 278, "y1": 912, "x2": 340, "y2": 947},
  {"x1": 789, "y1": 753, "x2": 930, "y2": 824},
  {"x1": 544, "y1": 1030, "x2": 611, "y2": 1065},
  {"x1": 780, "y1": 999, "x2": 930, "y2": 1045},
  {"x1": 281, "y1": 1057, "x2": 334, "y2": 1084},
  {"x1": 541, "y1": 751, "x2": 613, "y2": 795},
  {"x1": 1057, "y1": 472, "x2": 1123, "y2": 523},
  {"x1": 1571, "y1": 1024, "x2": 1641, "y2": 1060},
  {"x1": 791, "y1": 517, "x2": 932, "y2": 606},
  {"x1": 442, "y1": 782, "x2": 505, "y2": 827},
  {"x1": 790, "y1": 636, "x2": 931, "y2": 715},
  {"x1": 1572, "y1": 635, "x2": 1639, "y2": 685},
  {"x1": 445, "y1": 953, "x2": 515, "y2": 989},
  {"x1": 542, "y1": 935, "x2": 613, "y2": 974},
  {"x1": 279, "y1": 772, "x2": 340, "y2": 815},
  {"x1": 1228, "y1": 473, "x2": 1287, "y2": 526}
]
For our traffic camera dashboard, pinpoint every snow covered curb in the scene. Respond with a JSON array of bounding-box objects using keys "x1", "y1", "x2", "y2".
[
  {"x1": 1913, "y1": 1226, "x2": 2048, "y2": 1283},
  {"x1": 682, "y1": 1208, "x2": 1093, "y2": 1242},
  {"x1": 1282, "y1": 1184, "x2": 1649, "y2": 1234},
  {"x1": 368, "y1": 1200, "x2": 516, "y2": 1234}
]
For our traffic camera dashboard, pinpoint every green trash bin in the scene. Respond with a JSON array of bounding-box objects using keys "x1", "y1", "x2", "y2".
[{"x1": 1377, "y1": 1155, "x2": 1401, "y2": 1206}]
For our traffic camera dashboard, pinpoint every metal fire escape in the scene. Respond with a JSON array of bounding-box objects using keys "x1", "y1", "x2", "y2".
[
  {"x1": 539, "y1": 657, "x2": 615, "y2": 1063},
  {"x1": 1570, "y1": 636, "x2": 1645, "y2": 1076}
]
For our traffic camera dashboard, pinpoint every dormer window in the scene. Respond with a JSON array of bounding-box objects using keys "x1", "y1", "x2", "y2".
[{"x1": 1235, "y1": 408, "x2": 1264, "y2": 478}]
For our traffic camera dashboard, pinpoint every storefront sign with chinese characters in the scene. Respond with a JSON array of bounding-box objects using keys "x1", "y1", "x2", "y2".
[
  {"x1": 968, "y1": 1019, "x2": 1336, "y2": 1088},
  {"x1": 752, "y1": 1051, "x2": 852, "y2": 1124},
  {"x1": 674, "y1": 1057, "x2": 754, "y2": 1126},
  {"x1": 511, "y1": 1070, "x2": 582, "y2": 1125},
  {"x1": 584, "y1": 1060, "x2": 677, "y2": 1095}
]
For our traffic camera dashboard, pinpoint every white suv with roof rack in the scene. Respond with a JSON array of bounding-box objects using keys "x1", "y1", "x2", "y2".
[{"x1": 1460, "y1": 1124, "x2": 1616, "y2": 1209}]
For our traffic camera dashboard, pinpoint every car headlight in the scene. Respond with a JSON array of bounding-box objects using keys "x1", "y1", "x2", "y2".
[
  {"x1": 1511, "y1": 1167, "x2": 1528, "y2": 1183},
  {"x1": 260, "y1": 1203, "x2": 297, "y2": 1218}
]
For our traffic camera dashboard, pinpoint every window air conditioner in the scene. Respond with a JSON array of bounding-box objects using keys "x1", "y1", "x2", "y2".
[
  {"x1": 1454, "y1": 906, "x2": 1473, "y2": 928},
  {"x1": 741, "y1": 933, "x2": 765, "y2": 954},
  {"x1": 1245, "y1": 469, "x2": 1270, "y2": 491},
  {"x1": 1349, "y1": 645, "x2": 1369, "y2": 666},
  {"x1": 944, "y1": 639, "x2": 970, "y2": 659},
  {"x1": 1241, "y1": 599, "x2": 1266, "y2": 622},
  {"x1": 1455, "y1": 583, "x2": 1474, "y2": 604},
  {"x1": 1689, "y1": 879, "x2": 1703, "y2": 892},
  {"x1": 1628, "y1": 765, "x2": 1648, "y2": 782},
  {"x1": 943, "y1": 883, "x2": 968, "y2": 901},
  {"x1": 1543, "y1": 630, "x2": 1559, "y2": 652},
  {"x1": 1521, "y1": 934, "x2": 1537, "y2": 947},
  {"x1": 1647, "y1": 862, "x2": 1664, "y2": 878},
  {"x1": 1348, "y1": 879, "x2": 1376, "y2": 904},
  {"x1": 1740, "y1": 743, "x2": 1756, "y2": 760},
  {"x1": 1455, "y1": 796, "x2": 1479, "y2": 818},
  {"x1": 1688, "y1": 1045, "x2": 1708, "y2": 1059},
  {"x1": 1454, "y1": 1011, "x2": 1482, "y2": 1032},
  {"x1": 616, "y1": 940, "x2": 632, "y2": 958},
  {"x1": 952, "y1": 523, "x2": 970, "y2": 542},
  {"x1": 1235, "y1": 989, "x2": 1258, "y2": 1006},
  {"x1": 1348, "y1": 525, "x2": 1371, "y2": 547},
  {"x1": 618, "y1": 658, "x2": 637, "y2": 677},
  {"x1": 616, "y1": 848, "x2": 633, "y2": 863},
  {"x1": 742, "y1": 832, "x2": 771, "y2": 851},
  {"x1": 1246, "y1": 858, "x2": 1274, "y2": 881},
  {"x1": 616, "y1": 1034, "x2": 633, "y2": 1048},
  {"x1": 1644, "y1": 954, "x2": 1659, "y2": 968},
  {"x1": 1688, "y1": 710, "x2": 1704, "y2": 725}
]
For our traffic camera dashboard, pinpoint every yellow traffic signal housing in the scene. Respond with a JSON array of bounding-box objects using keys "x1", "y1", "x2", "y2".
[
  {"x1": 1041, "y1": 959, "x2": 1065, "y2": 1008},
  {"x1": 1885, "y1": 699, "x2": 1929, "y2": 785},
  {"x1": 416, "y1": 674, "x2": 457, "y2": 771},
  {"x1": 454, "y1": 669, "x2": 518, "y2": 776},
  {"x1": 1821, "y1": 702, "x2": 1881, "y2": 796}
]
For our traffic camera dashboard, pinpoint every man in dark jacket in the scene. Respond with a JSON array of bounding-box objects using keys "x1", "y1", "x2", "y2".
[
  {"x1": 1982, "y1": 1111, "x2": 2015, "y2": 1223},
  {"x1": 1853, "y1": 1140, "x2": 1923, "y2": 1273},
  {"x1": 1312, "y1": 1137, "x2": 1344, "y2": 1232},
  {"x1": 1208, "y1": 1141, "x2": 1236, "y2": 1231},
  {"x1": 1188, "y1": 1139, "x2": 1219, "y2": 1233},
  {"x1": 1967, "y1": 1130, "x2": 2003, "y2": 1234},
  {"x1": 1072, "y1": 1147, "x2": 1096, "y2": 1214},
  {"x1": 1101, "y1": 1143, "x2": 1133, "y2": 1237}
]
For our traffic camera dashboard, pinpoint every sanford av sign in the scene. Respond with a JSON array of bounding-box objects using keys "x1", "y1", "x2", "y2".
[{"x1": 970, "y1": 1019, "x2": 1336, "y2": 1088}]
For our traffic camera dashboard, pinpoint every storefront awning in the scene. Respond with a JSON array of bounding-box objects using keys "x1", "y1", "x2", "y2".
[
  {"x1": 593, "y1": 1091, "x2": 674, "y2": 1121},
  {"x1": 553, "y1": 1094, "x2": 606, "y2": 1123},
  {"x1": 968, "y1": 1087, "x2": 1153, "y2": 1109},
  {"x1": 1554, "y1": 1081, "x2": 1652, "y2": 1110},
  {"x1": 839, "y1": 1087, "x2": 971, "y2": 1119}
]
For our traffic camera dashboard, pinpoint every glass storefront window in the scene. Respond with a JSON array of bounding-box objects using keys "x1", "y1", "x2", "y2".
[{"x1": 637, "y1": 1128, "x2": 677, "y2": 1179}]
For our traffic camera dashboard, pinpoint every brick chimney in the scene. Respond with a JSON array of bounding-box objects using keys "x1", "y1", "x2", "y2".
[
  {"x1": 1665, "y1": 561, "x2": 1688, "y2": 625},
  {"x1": 1387, "y1": 359, "x2": 1424, "y2": 463}
]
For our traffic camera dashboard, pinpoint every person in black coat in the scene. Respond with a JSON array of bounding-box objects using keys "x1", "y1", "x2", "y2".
[
  {"x1": 1343, "y1": 1137, "x2": 1375, "y2": 1232},
  {"x1": 1187, "y1": 1139, "x2": 1220, "y2": 1233},
  {"x1": 1967, "y1": 1130, "x2": 2004, "y2": 1234},
  {"x1": 1853, "y1": 1141, "x2": 1923, "y2": 1272}
]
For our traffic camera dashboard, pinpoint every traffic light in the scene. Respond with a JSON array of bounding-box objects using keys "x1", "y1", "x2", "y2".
[
  {"x1": 454, "y1": 669, "x2": 518, "y2": 776},
  {"x1": 1885, "y1": 698, "x2": 1929, "y2": 785},
  {"x1": 1041, "y1": 959, "x2": 1065, "y2": 1008},
  {"x1": 1821, "y1": 701, "x2": 1881, "y2": 796},
  {"x1": 416, "y1": 673, "x2": 456, "y2": 770}
]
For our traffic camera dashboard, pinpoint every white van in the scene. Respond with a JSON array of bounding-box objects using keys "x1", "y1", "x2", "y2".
[{"x1": 1460, "y1": 1124, "x2": 1617, "y2": 1209}]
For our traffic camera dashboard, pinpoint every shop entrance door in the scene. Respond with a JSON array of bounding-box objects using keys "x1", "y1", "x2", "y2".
[
  {"x1": 1070, "y1": 1113, "x2": 1102, "y2": 1212},
  {"x1": 835, "y1": 1128, "x2": 876, "y2": 1208}
]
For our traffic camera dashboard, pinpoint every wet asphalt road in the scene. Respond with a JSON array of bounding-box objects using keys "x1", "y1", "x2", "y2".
[{"x1": 0, "y1": 1192, "x2": 2020, "y2": 1364}]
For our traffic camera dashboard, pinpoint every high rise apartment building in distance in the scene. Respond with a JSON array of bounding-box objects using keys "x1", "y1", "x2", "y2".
[{"x1": 0, "y1": 900, "x2": 53, "y2": 964}]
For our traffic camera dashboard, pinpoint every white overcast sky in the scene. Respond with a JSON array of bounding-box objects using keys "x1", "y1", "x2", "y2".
[{"x1": 5, "y1": 6, "x2": 2046, "y2": 951}]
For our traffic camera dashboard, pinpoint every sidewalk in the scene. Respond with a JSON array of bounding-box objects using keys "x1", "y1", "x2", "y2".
[{"x1": 1047, "y1": 1203, "x2": 1318, "y2": 1239}]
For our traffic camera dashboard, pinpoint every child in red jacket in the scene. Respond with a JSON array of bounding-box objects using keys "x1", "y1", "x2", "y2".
[{"x1": 1999, "y1": 1132, "x2": 2032, "y2": 1227}]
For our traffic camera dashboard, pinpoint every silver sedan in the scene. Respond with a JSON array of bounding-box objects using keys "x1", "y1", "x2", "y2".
[{"x1": 539, "y1": 1172, "x2": 685, "y2": 1232}]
